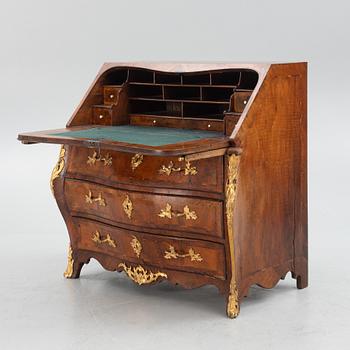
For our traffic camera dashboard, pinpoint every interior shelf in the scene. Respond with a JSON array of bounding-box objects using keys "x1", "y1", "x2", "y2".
[
  {"x1": 129, "y1": 97, "x2": 229, "y2": 105},
  {"x1": 101, "y1": 68, "x2": 258, "y2": 121}
]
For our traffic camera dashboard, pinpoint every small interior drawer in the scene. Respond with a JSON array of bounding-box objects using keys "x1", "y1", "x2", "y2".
[
  {"x1": 232, "y1": 91, "x2": 252, "y2": 113},
  {"x1": 103, "y1": 86, "x2": 121, "y2": 105},
  {"x1": 92, "y1": 106, "x2": 112, "y2": 125}
]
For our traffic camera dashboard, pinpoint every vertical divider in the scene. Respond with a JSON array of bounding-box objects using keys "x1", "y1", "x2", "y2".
[
  {"x1": 209, "y1": 73, "x2": 212, "y2": 85},
  {"x1": 180, "y1": 74, "x2": 183, "y2": 85},
  {"x1": 181, "y1": 101, "x2": 184, "y2": 118},
  {"x1": 200, "y1": 86, "x2": 203, "y2": 101},
  {"x1": 237, "y1": 72, "x2": 242, "y2": 87},
  {"x1": 126, "y1": 69, "x2": 130, "y2": 82},
  {"x1": 152, "y1": 71, "x2": 155, "y2": 83},
  {"x1": 162, "y1": 85, "x2": 165, "y2": 100}
]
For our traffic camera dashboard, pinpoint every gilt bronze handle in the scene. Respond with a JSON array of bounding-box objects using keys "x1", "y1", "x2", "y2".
[
  {"x1": 87, "y1": 151, "x2": 112, "y2": 166},
  {"x1": 85, "y1": 190, "x2": 106, "y2": 206},
  {"x1": 159, "y1": 157, "x2": 197, "y2": 176},
  {"x1": 164, "y1": 245, "x2": 203, "y2": 262},
  {"x1": 158, "y1": 203, "x2": 197, "y2": 220},
  {"x1": 92, "y1": 230, "x2": 117, "y2": 248}
]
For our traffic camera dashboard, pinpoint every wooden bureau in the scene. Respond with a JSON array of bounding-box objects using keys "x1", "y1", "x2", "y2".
[{"x1": 18, "y1": 62, "x2": 308, "y2": 318}]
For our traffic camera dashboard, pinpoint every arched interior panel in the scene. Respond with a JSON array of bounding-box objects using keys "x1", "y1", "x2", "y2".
[{"x1": 100, "y1": 67, "x2": 258, "y2": 122}]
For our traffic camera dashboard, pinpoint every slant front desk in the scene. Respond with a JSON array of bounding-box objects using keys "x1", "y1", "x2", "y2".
[{"x1": 18, "y1": 62, "x2": 308, "y2": 318}]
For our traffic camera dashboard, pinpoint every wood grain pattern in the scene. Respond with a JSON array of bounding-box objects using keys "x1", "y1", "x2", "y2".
[
  {"x1": 64, "y1": 178, "x2": 224, "y2": 238},
  {"x1": 66, "y1": 146, "x2": 224, "y2": 193},
  {"x1": 75, "y1": 218, "x2": 226, "y2": 278},
  {"x1": 231, "y1": 63, "x2": 308, "y2": 297}
]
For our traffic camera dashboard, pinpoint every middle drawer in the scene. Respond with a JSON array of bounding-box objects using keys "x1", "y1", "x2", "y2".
[{"x1": 65, "y1": 179, "x2": 223, "y2": 238}]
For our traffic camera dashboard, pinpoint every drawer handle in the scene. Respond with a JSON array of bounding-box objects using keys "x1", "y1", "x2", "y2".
[
  {"x1": 87, "y1": 151, "x2": 112, "y2": 166},
  {"x1": 122, "y1": 195, "x2": 133, "y2": 219},
  {"x1": 131, "y1": 235, "x2": 142, "y2": 257},
  {"x1": 164, "y1": 245, "x2": 203, "y2": 262},
  {"x1": 118, "y1": 263, "x2": 167, "y2": 285},
  {"x1": 131, "y1": 153, "x2": 143, "y2": 171},
  {"x1": 85, "y1": 190, "x2": 106, "y2": 207},
  {"x1": 92, "y1": 230, "x2": 117, "y2": 248},
  {"x1": 158, "y1": 203, "x2": 197, "y2": 220},
  {"x1": 159, "y1": 157, "x2": 197, "y2": 176}
]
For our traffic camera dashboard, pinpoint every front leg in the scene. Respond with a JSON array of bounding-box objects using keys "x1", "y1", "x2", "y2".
[
  {"x1": 226, "y1": 283, "x2": 240, "y2": 318},
  {"x1": 63, "y1": 245, "x2": 84, "y2": 279}
]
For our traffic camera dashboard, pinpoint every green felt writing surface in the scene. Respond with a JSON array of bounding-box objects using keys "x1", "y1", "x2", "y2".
[{"x1": 51, "y1": 125, "x2": 222, "y2": 147}]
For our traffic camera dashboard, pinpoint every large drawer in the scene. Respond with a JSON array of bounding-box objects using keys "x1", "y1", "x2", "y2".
[
  {"x1": 66, "y1": 146, "x2": 223, "y2": 193},
  {"x1": 74, "y1": 218, "x2": 226, "y2": 279},
  {"x1": 65, "y1": 179, "x2": 223, "y2": 239}
]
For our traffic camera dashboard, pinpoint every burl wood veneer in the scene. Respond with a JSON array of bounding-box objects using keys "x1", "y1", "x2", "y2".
[{"x1": 18, "y1": 62, "x2": 307, "y2": 318}]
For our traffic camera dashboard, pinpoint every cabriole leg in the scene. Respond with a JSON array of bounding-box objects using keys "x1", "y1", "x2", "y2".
[
  {"x1": 63, "y1": 245, "x2": 84, "y2": 279},
  {"x1": 226, "y1": 284, "x2": 240, "y2": 319}
]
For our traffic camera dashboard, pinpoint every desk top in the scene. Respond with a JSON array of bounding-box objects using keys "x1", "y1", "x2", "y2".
[
  {"x1": 50, "y1": 125, "x2": 222, "y2": 147},
  {"x1": 18, "y1": 125, "x2": 230, "y2": 156}
]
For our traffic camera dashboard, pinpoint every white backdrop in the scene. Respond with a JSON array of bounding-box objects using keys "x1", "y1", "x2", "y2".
[{"x1": 0, "y1": 1, "x2": 349, "y2": 349}]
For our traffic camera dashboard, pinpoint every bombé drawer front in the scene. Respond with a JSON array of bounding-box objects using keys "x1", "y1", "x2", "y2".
[
  {"x1": 75, "y1": 218, "x2": 226, "y2": 279},
  {"x1": 66, "y1": 146, "x2": 223, "y2": 193},
  {"x1": 64, "y1": 179, "x2": 223, "y2": 238}
]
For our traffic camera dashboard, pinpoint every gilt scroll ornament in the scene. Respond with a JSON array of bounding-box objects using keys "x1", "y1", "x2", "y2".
[
  {"x1": 226, "y1": 154, "x2": 241, "y2": 318},
  {"x1": 63, "y1": 245, "x2": 74, "y2": 278},
  {"x1": 131, "y1": 236, "x2": 142, "y2": 258},
  {"x1": 118, "y1": 263, "x2": 167, "y2": 285},
  {"x1": 131, "y1": 154, "x2": 143, "y2": 171},
  {"x1": 122, "y1": 195, "x2": 133, "y2": 219},
  {"x1": 87, "y1": 151, "x2": 112, "y2": 166},
  {"x1": 50, "y1": 145, "x2": 66, "y2": 194}
]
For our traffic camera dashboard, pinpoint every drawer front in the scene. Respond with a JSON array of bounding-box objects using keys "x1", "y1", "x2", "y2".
[
  {"x1": 233, "y1": 91, "x2": 252, "y2": 113},
  {"x1": 103, "y1": 86, "x2": 121, "y2": 105},
  {"x1": 75, "y1": 218, "x2": 226, "y2": 278},
  {"x1": 92, "y1": 106, "x2": 112, "y2": 125},
  {"x1": 66, "y1": 146, "x2": 223, "y2": 193},
  {"x1": 65, "y1": 179, "x2": 223, "y2": 238}
]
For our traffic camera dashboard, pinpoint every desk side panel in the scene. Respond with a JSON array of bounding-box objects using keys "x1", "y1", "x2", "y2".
[{"x1": 232, "y1": 63, "x2": 307, "y2": 296}]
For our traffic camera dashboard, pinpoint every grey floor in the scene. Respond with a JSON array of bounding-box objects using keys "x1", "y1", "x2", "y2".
[{"x1": 1, "y1": 140, "x2": 349, "y2": 350}]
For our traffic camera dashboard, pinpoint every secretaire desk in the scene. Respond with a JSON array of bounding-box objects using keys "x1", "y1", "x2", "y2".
[{"x1": 18, "y1": 62, "x2": 307, "y2": 318}]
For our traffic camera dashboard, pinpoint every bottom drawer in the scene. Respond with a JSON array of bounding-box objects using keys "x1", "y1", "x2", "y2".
[{"x1": 74, "y1": 218, "x2": 226, "y2": 279}]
